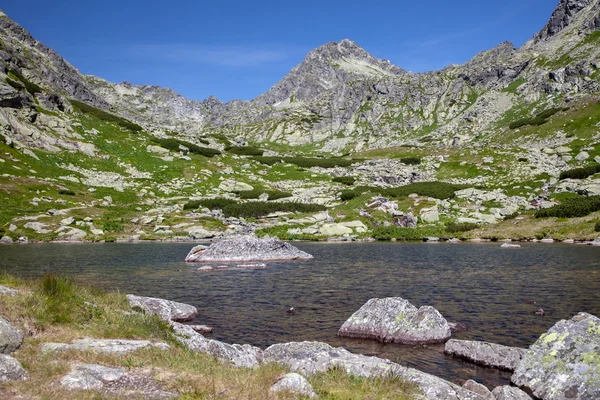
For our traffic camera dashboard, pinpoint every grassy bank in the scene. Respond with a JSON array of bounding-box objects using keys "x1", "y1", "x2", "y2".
[{"x1": 0, "y1": 274, "x2": 417, "y2": 399}]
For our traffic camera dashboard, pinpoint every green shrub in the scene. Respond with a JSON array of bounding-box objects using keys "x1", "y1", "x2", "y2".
[
  {"x1": 101, "y1": 219, "x2": 123, "y2": 232},
  {"x1": 234, "y1": 189, "x2": 292, "y2": 200},
  {"x1": 357, "y1": 182, "x2": 463, "y2": 200},
  {"x1": 210, "y1": 133, "x2": 233, "y2": 147},
  {"x1": 340, "y1": 190, "x2": 360, "y2": 201},
  {"x1": 70, "y1": 100, "x2": 143, "y2": 133},
  {"x1": 518, "y1": 157, "x2": 528, "y2": 162},
  {"x1": 372, "y1": 226, "x2": 444, "y2": 241},
  {"x1": 38, "y1": 274, "x2": 82, "y2": 324},
  {"x1": 445, "y1": 222, "x2": 479, "y2": 233},
  {"x1": 222, "y1": 202, "x2": 326, "y2": 218},
  {"x1": 535, "y1": 195, "x2": 600, "y2": 218},
  {"x1": 253, "y1": 156, "x2": 354, "y2": 168},
  {"x1": 190, "y1": 198, "x2": 238, "y2": 210},
  {"x1": 559, "y1": 164, "x2": 600, "y2": 180},
  {"x1": 400, "y1": 157, "x2": 421, "y2": 165},
  {"x1": 58, "y1": 189, "x2": 75, "y2": 196},
  {"x1": 153, "y1": 138, "x2": 220, "y2": 157},
  {"x1": 5, "y1": 77, "x2": 23, "y2": 90},
  {"x1": 509, "y1": 107, "x2": 563, "y2": 130},
  {"x1": 333, "y1": 176, "x2": 356, "y2": 186},
  {"x1": 225, "y1": 146, "x2": 264, "y2": 156},
  {"x1": 595, "y1": 221, "x2": 600, "y2": 232}
]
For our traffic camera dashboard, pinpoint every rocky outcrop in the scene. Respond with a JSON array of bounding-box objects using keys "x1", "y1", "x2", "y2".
[
  {"x1": 263, "y1": 341, "x2": 486, "y2": 399},
  {"x1": 491, "y1": 386, "x2": 532, "y2": 400},
  {"x1": 184, "y1": 235, "x2": 313, "y2": 262},
  {"x1": 0, "y1": 354, "x2": 27, "y2": 382},
  {"x1": 171, "y1": 322, "x2": 262, "y2": 368},
  {"x1": 0, "y1": 316, "x2": 23, "y2": 354},
  {"x1": 270, "y1": 373, "x2": 317, "y2": 398},
  {"x1": 61, "y1": 364, "x2": 175, "y2": 399},
  {"x1": 338, "y1": 298, "x2": 451, "y2": 344},
  {"x1": 42, "y1": 338, "x2": 170, "y2": 355},
  {"x1": 444, "y1": 339, "x2": 526, "y2": 371},
  {"x1": 511, "y1": 312, "x2": 600, "y2": 400},
  {"x1": 533, "y1": 0, "x2": 595, "y2": 42},
  {"x1": 126, "y1": 294, "x2": 198, "y2": 322}
]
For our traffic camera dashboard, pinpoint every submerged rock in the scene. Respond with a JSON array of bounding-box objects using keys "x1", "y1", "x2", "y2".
[
  {"x1": 338, "y1": 298, "x2": 451, "y2": 344},
  {"x1": 61, "y1": 364, "x2": 175, "y2": 399},
  {"x1": 184, "y1": 235, "x2": 313, "y2": 262},
  {"x1": 270, "y1": 373, "x2": 317, "y2": 398},
  {"x1": 42, "y1": 338, "x2": 170, "y2": 355},
  {"x1": 501, "y1": 243, "x2": 521, "y2": 248},
  {"x1": 171, "y1": 322, "x2": 262, "y2": 368},
  {"x1": 511, "y1": 312, "x2": 600, "y2": 400},
  {"x1": 126, "y1": 294, "x2": 198, "y2": 322},
  {"x1": 0, "y1": 316, "x2": 24, "y2": 354},
  {"x1": 0, "y1": 354, "x2": 27, "y2": 382},
  {"x1": 263, "y1": 341, "x2": 486, "y2": 399},
  {"x1": 444, "y1": 339, "x2": 526, "y2": 371},
  {"x1": 491, "y1": 386, "x2": 532, "y2": 400}
]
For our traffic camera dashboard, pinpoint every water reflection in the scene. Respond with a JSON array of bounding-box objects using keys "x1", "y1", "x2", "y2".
[{"x1": 1, "y1": 241, "x2": 599, "y2": 387}]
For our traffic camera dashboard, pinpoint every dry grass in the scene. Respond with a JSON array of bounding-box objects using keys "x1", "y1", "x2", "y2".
[{"x1": 0, "y1": 274, "x2": 419, "y2": 399}]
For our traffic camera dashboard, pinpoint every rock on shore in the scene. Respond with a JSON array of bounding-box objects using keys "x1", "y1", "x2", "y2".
[
  {"x1": 511, "y1": 312, "x2": 600, "y2": 400},
  {"x1": 126, "y1": 294, "x2": 198, "y2": 322},
  {"x1": 184, "y1": 235, "x2": 313, "y2": 262},
  {"x1": 444, "y1": 339, "x2": 526, "y2": 371},
  {"x1": 338, "y1": 298, "x2": 451, "y2": 344}
]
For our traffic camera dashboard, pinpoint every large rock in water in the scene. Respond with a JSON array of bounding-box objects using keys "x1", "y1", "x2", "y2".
[
  {"x1": 444, "y1": 339, "x2": 526, "y2": 371},
  {"x1": 184, "y1": 235, "x2": 313, "y2": 262},
  {"x1": 511, "y1": 312, "x2": 600, "y2": 400},
  {"x1": 0, "y1": 316, "x2": 24, "y2": 354},
  {"x1": 338, "y1": 298, "x2": 451, "y2": 344},
  {"x1": 126, "y1": 294, "x2": 198, "y2": 322},
  {"x1": 263, "y1": 341, "x2": 486, "y2": 399}
]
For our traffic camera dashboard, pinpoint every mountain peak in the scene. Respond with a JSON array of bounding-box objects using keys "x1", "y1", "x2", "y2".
[{"x1": 533, "y1": 0, "x2": 596, "y2": 42}]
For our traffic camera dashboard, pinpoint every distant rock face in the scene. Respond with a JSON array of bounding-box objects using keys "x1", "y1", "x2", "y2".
[
  {"x1": 338, "y1": 298, "x2": 451, "y2": 344},
  {"x1": 511, "y1": 312, "x2": 600, "y2": 400},
  {"x1": 126, "y1": 294, "x2": 198, "y2": 322},
  {"x1": 444, "y1": 339, "x2": 526, "y2": 371},
  {"x1": 0, "y1": 316, "x2": 23, "y2": 354},
  {"x1": 184, "y1": 235, "x2": 313, "y2": 262},
  {"x1": 534, "y1": 0, "x2": 594, "y2": 42},
  {"x1": 0, "y1": 354, "x2": 27, "y2": 382}
]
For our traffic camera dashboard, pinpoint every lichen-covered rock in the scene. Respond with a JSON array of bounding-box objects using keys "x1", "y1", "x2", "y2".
[
  {"x1": 42, "y1": 338, "x2": 170, "y2": 355},
  {"x1": 270, "y1": 373, "x2": 317, "y2": 398},
  {"x1": 0, "y1": 316, "x2": 24, "y2": 354},
  {"x1": 511, "y1": 312, "x2": 600, "y2": 400},
  {"x1": 61, "y1": 364, "x2": 175, "y2": 399},
  {"x1": 263, "y1": 341, "x2": 486, "y2": 399},
  {"x1": 491, "y1": 386, "x2": 532, "y2": 400},
  {"x1": 184, "y1": 235, "x2": 313, "y2": 262},
  {"x1": 0, "y1": 354, "x2": 27, "y2": 382},
  {"x1": 126, "y1": 294, "x2": 198, "y2": 322},
  {"x1": 338, "y1": 298, "x2": 451, "y2": 344},
  {"x1": 463, "y1": 380, "x2": 493, "y2": 399},
  {"x1": 171, "y1": 322, "x2": 262, "y2": 368},
  {"x1": 445, "y1": 339, "x2": 526, "y2": 371}
]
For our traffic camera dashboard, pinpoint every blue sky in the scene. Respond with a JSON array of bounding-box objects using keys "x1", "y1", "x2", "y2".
[{"x1": 2, "y1": 1, "x2": 558, "y2": 102}]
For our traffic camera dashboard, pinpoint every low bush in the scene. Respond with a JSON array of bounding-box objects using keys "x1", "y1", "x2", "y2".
[
  {"x1": 210, "y1": 133, "x2": 233, "y2": 147},
  {"x1": 445, "y1": 222, "x2": 479, "y2": 233},
  {"x1": 332, "y1": 176, "x2": 356, "y2": 186},
  {"x1": 153, "y1": 138, "x2": 220, "y2": 157},
  {"x1": 509, "y1": 107, "x2": 563, "y2": 130},
  {"x1": 356, "y1": 182, "x2": 463, "y2": 200},
  {"x1": 253, "y1": 156, "x2": 355, "y2": 168},
  {"x1": 372, "y1": 226, "x2": 444, "y2": 241},
  {"x1": 184, "y1": 198, "x2": 238, "y2": 211},
  {"x1": 222, "y1": 202, "x2": 326, "y2": 218},
  {"x1": 559, "y1": 164, "x2": 600, "y2": 180},
  {"x1": 5, "y1": 77, "x2": 23, "y2": 90},
  {"x1": 225, "y1": 146, "x2": 264, "y2": 156},
  {"x1": 102, "y1": 219, "x2": 123, "y2": 232},
  {"x1": 400, "y1": 157, "x2": 421, "y2": 165},
  {"x1": 58, "y1": 189, "x2": 75, "y2": 196},
  {"x1": 340, "y1": 190, "x2": 360, "y2": 201},
  {"x1": 234, "y1": 189, "x2": 292, "y2": 200},
  {"x1": 518, "y1": 157, "x2": 528, "y2": 162},
  {"x1": 596, "y1": 221, "x2": 600, "y2": 232},
  {"x1": 70, "y1": 99, "x2": 143, "y2": 133},
  {"x1": 535, "y1": 195, "x2": 600, "y2": 219}
]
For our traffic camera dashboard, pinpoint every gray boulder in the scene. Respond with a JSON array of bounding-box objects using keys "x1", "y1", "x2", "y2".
[
  {"x1": 0, "y1": 354, "x2": 27, "y2": 382},
  {"x1": 263, "y1": 341, "x2": 486, "y2": 399},
  {"x1": 491, "y1": 386, "x2": 532, "y2": 400},
  {"x1": 463, "y1": 380, "x2": 493, "y2": 399},
  {"x1": 126, "y1": 294, "x2": 198, "y2": 322},
  {"x1": 42, "y1": 338, "x2": 170, "y2": 354},
  {"x1": 338, "y1": 298, "x2": 451, "y2": 344},
  {"x1": 270, "y1": 373, "x2": 317, "y2": 398},
  {"x1": 445, "y1": 339, "x2": 526, "y2": 371},
  {"x1": 0, "y1": 285, "x2": 19, "y2": 296},
  {"x1": 171, "y1": 322, "x2": 262, "y2": 368},
  {"x1": 185, "y1": 235, "x2": 313, "y2": 262},
  {"x1": 0, "y1": 236, "x2": 13, "y2": 244},
  {"x1": 61, "y1": 364, "x2": 175, "y2": 399},
  {"x1": 511, "y1": 312, "x2": 600, "y2": 400},
  {"x1": 0, "y1": 316, "x2": 24, "y2": 354}
]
